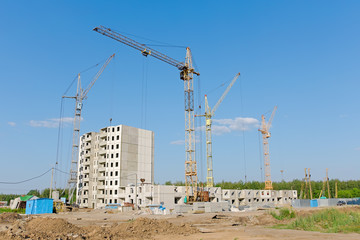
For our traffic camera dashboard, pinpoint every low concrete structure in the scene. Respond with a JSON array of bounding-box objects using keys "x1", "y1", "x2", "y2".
[{"x1": 96, "y1": 184, "x2": 297, "y2": 212}]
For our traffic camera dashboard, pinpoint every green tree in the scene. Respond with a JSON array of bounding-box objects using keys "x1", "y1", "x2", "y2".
[{"x1": 27, "y1": 189, "x2": 40, "y2": 196}]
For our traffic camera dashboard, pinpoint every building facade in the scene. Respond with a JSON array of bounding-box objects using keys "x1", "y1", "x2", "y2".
[{"x1": 76, "y1": 124, "x2": 154, "y2": 209}]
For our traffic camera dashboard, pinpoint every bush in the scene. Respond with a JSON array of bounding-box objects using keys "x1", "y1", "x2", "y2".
[
  {"x1": 287, "y1": 208, "x2": 360, "y2": 233},
  {"x1": 0, "y1": 208, "x2": 25, "y2": 214},
  {"x1": 270, "y1": 208, "x2": 296, "y2": 220}
]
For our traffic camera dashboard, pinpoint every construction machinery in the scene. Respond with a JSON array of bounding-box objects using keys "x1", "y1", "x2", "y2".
[
  {"x1": 196, "y1": 73, "x2": 240, "y2": 187},
  {"x1": 64, "y1": 53, "x2": 115, "y2": 202},
  {"x1": 258, "y1": 106, "x2": 277, "y2": 190},
  {"x1": 93, "y1": 26, "x2": 200, "y2": 201}
]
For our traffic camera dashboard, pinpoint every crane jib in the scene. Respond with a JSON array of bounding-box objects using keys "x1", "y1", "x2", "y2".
[{"x1": 93, "y1": 26, "x2": 188, "y2": 71}]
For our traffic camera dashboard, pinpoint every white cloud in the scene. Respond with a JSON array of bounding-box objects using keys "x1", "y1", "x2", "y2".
[
  {"x1": 170, "y1": 140, "x2": 185, "y2": 145},
  {"x1": 7, "y1": 122, "x2": 16, "y2": 127},
  {"x1": 29, "y1": 117, "x2": 77, "y2": 128},
  {"x1": 197, "y1": 117, "x2": 259, "y2": 136},
  {"x1": 213, "y1": 117, "x2": 259, "y2": 132},
  {"x1": 212, "y1": 125, "x2": 231, "y2": 135},
  {"x1": 172, "y1": 117, "x2": 258, "y2": 142}
]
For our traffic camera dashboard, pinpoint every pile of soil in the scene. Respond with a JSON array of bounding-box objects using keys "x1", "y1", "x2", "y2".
[
  {"x1": 0, "y1": 213, "x2": 22, "y2": 223},
  {"x1": 0, "y1": 216, "x2": 198, "y2": 240},
  {"x1": 0, "y1": 217, "x2": 86, "y2": 240},
  {"x1": 107, "y1": 218, "x2": 198, "y2": 238}
]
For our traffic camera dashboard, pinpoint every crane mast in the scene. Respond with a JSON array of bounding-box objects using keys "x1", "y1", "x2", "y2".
[
  {"x1": 93, "y1": 26, "x2": 200, "y2": 201},
  {"x1": 64, "y1": 54, "x2": 115, "y2": 202},
  {"x1": 259, "y1": 106, "x2": 277, "y2": 190},
  {"x1": 197, "y1": 73, "x2": 240, "y2": 187}
]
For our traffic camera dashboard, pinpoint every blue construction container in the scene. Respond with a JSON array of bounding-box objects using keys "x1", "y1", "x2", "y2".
[
  {"x1": 310, "y1": 199, "x2": 318, "y2": 207},
  {"x1": 26, "y1": 198, "x2": 53, "y2": 215}
]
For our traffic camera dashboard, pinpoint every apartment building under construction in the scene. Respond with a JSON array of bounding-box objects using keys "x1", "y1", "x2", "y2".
[{"x1": 76, "y1": 124, "x2": 154, "y2": 209}]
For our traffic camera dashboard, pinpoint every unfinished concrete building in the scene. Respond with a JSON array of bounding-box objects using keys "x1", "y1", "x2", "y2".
[
  {"x1": 76, "y1": 124, "x2": 154, "y2": 208},
  {"x1": 115, "y1": 184, "x2": 297, "y2": 212}
]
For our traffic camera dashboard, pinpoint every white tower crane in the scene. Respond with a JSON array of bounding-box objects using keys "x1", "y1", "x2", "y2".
[
  {"x1": 64, "y1": 53, "x2": 115, "y2": 202},
  {"x1": 197, "y1": 73, "x2": 240, "y2": 187}
]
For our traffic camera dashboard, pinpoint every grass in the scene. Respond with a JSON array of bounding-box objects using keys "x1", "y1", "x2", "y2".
[
  {"x1": 270, "y1": 208, "x2": 296, "y2": 220},
  {"x1": 275, "y1": 208, "x2": 360, "y2": 234},
  {"x1": 0, "y1": 208, "x2": 25, "y2": 214}
]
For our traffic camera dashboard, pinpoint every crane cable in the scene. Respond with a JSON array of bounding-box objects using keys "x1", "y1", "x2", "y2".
[
  {"x1": 192, "y1": 53, "x2": 204, "y2": 184},
  {"x1": 196, "y1": 74, "x2": 203, "y2": 183},
  {"x1": 239, "y1": 77, "x2": 247, "y2": 183},
  {"x1": 258, "y1": 131, "x2": 264, "y2": 182},
  {"x1": 55, "y1": 97, "x2": 65, "y2": 189},
  {"x1": 141, "y1": 57, "x2": 149, "y2": 129},
  {"x1": 109, "y1": 54, "x2": 116, "y2": 124}
]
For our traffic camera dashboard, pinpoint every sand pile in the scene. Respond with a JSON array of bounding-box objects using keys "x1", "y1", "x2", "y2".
[{"x1": 0, "y1": 217, "x2": 86, "y2": 240}]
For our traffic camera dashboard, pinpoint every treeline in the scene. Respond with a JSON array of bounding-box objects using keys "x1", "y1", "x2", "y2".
[
  {"x1": 164, "y1": 179, "x2": 360, "y2": 198},
  {"x1": 0, "y1": 188, "x2": 74, "y2": 205},
  {"x1": 0, "y1": 194, "x2": 22, "y2": 205}
]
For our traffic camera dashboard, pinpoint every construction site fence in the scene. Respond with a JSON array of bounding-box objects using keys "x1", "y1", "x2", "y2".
[{"x1": 292, "y1": 198, "x2": 360, "y2": 208}]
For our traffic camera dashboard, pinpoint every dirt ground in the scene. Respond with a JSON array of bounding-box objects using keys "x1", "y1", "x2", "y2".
[{"x1": 0, "y1": 206, "x2": 359, "y2": 240}]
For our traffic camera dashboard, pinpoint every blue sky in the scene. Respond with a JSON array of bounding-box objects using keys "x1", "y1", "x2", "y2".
[{"x1": 1, "y1": 1, "x2": 360, "y2": 194}]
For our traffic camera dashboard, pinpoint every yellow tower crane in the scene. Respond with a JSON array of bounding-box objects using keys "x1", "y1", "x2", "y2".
[
  {"x1": 93, "y1": 26, "x2": 200, "y2": 201},
  {"x1": 196, "y1": 73, "x2": 240, "y2": 187},
  {"x1": 259, "y1": 106, "x2": 277, "y2": 190}
]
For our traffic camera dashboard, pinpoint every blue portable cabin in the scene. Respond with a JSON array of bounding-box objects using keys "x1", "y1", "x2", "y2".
[
  {"x1": 310, "y1": 199, "x2": 318, "y2": 207},
  {"x1": 26, "y1": 198, "x2": 54, "y2": 215}
]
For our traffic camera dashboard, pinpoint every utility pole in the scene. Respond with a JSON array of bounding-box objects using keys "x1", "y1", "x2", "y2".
[
  {"x1": 326, "y1": 168, "x2": 331, "y2": 199},
  {"x1": 49, "y1": 167, "x2": 54, "y2": 199},
  {"x1": 308, "y1": 168, "x2": 313, "y2": 200},
  {"x1": 304, "y1": 168, "x2": 308, "y2": 199},
  {"x1": 335, "y1": 181, "x2": 338, "y2": 198},
  {"x1": 280, "y1": 170, "x2": 284, "y2": 181}
]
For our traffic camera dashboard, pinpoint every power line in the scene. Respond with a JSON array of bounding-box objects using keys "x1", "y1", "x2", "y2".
[{"x1": 0, "y1": 168, "x2": 52, "y2": 184}]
